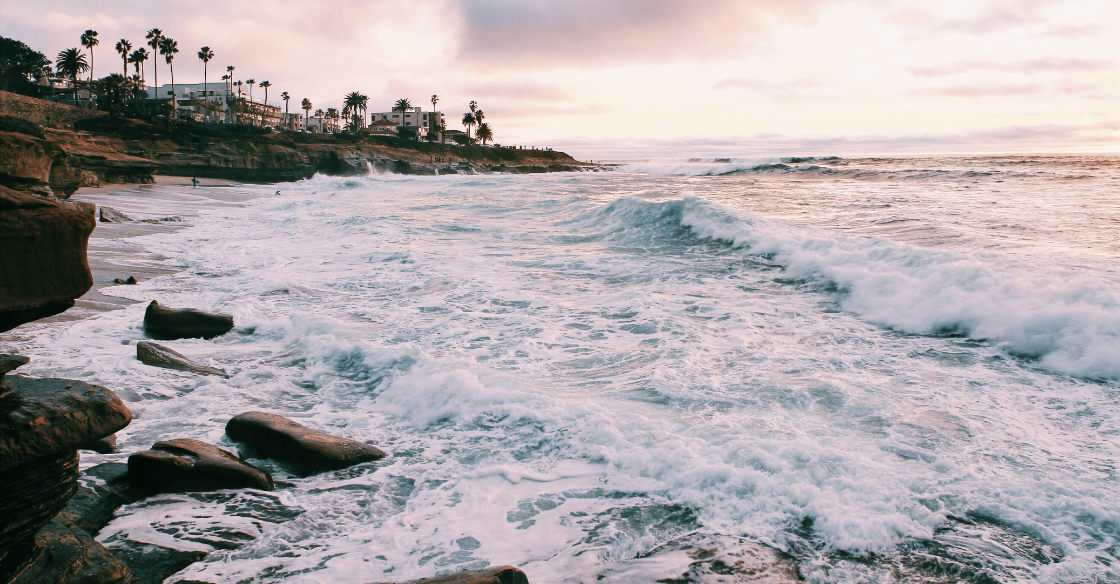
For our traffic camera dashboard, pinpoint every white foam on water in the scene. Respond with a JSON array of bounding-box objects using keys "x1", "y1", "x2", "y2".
[{"x1": 4, "y1": 163, "x2": 1117, "y2": 583}]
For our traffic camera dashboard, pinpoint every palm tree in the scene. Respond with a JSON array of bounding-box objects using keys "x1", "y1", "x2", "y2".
[
  {"x1": 469, "y1": 100, "x2": 477, "y2": 113},
  {"x1": 343, "y1": 91, "x2": 364, "y2": 129},
  {"x1": 462, "y1": 111, "x2": 475, "y2": 140},
  {"x1": 431, "y1": 94, "x2": 439, "y2": 111},
  {"x1": 80, "y1": 30, "x2": 98, "y2": 85},
  {"x1": 281, "y1": 91, "x2": 290, "y2": 126},
  {"x1": 197, "y1": 46, "x2": 214, "y2": 100},
  {"x1": 245, "y1": 78, "x2": 255, "y2": 104},
  {"x1": 115, "y1": 39, "x2": 131, "y2": 76},
  {"x1": 475, "y1": 122, "x2": 493, "y2": 146},
  {"x1": 128, "y1": 48, "x2": 148, "y2": 82},
  {"x1": 159, "y1": 37, "x2": 178, "y2": 115},
  {"x1": 393, "y1": 97, "x2": 412, "y2": 127},
  {"x1": 326, "y1": 107, "x2": 339, "y2": 132},
  {"x1": 55, "y1": 48, "x2": 89, "y2": 100},
  {"x1": 259, "y1": 80, "x2": 270, "y2": 106},
  {"x1": 301, "y1": 97, "x2": 311, "y2": 124},
  {"x1": 226, "y1": 65, "x2": 235, "y2": 92},
  {"x1": 145, "y1": 29, "x2": 162, "y2": 90},
  {"x1": 235, "y1": 80, "x2": 243, "y2": 99}
]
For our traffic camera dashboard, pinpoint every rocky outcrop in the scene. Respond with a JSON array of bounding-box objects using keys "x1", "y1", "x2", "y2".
[
  {"x1": 0, "y1": 187, "x2": 96, "y2": 331},
  {"x1": 99, "y1": 206, "x2": 132, "y2": 222},
  {"x1": 226, "y1": 411, "x2": 387, "y2": 476},
  {"x1": 376, "y1": 566, "x2": 530, "y2": 584},
  {"x1": 0, "y1": 130, "x2": 84, "y2": 197},
  {"x1": 0, "y1": 375, "x2": 132, "y2": 575},
  {"x1": 143, "y1": 300, "x2": 234, "y2": 340},
  {"x1": 136, "y1": 341, "x2": 228, "y2": 377},
  {"x1": 128, "y1": 438, "x2": 274, "y2": 493}
]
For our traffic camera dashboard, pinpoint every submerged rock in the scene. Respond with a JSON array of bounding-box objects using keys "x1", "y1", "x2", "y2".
[
  {"x1": 375, "y1": 566, "x2": 530, "y2": 584},
  {"x1": 106, "y1": 540, "x2": 207, "y2": 584},
  {"x1": 98, "y1": 206, "x2": 132, "y2": 223},
  {"x1": 53, "y1": 463, "x2": 144, "y2": 535},
  {"x1": 143, "y1": 300, "x2": 234, "y2": 340},
  {"x1": 128, "y1": 438, "x2": 274, "y2": 493},
  {"x1": 136, "y1": 341, "x2": 228, "y2": 377},
  {"x1": 112, "y1": 276, "x2": 138, "y2": 285},
  {"x1": 0, "y1": 186, "x2": 95, "y2": 331},
  {"x1": 226, "y1": 411, "x2": 387, "y2": 476}
]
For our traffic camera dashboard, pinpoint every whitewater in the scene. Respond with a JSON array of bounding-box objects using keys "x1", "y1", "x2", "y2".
[{"x1": 4, "y1": 155, "x2": 1118, "y2": 583}]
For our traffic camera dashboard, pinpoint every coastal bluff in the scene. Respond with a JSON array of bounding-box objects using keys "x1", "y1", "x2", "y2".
[{"x1": 0, "y1": 91, "x2": 592, "y2": 186}]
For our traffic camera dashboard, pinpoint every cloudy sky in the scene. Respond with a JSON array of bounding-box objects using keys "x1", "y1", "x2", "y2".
[{"x1": 3, "y1": 0, "x2": 1118, "y2": 157}]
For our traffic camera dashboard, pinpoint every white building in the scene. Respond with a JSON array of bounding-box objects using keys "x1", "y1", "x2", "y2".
[{"x1": 368, "y1": 108, "x2": 445, "y2": 139}]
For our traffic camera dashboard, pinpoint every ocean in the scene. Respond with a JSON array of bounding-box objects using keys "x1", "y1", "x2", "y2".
[{"x1": 5, "y1": 155, "x2": 1119, "y2": 583}]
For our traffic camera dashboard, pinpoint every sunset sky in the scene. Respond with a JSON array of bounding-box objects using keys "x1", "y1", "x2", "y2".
[{"x1": 3, "y1": 0, "x2": 1117, "y2": 157}]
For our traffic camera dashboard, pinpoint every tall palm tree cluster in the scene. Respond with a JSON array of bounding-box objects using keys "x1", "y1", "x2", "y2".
[
  {"x1": 343, "y1": 91, "x2": 369, "y2": 132},
  {"x1": 461, "y1": 101, "x2": 493, "y2": 145}
]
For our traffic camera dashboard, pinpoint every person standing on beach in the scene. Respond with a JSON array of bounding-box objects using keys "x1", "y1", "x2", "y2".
[{"x1": 191, "y1": 177, "x2": 199, "y2": 188}]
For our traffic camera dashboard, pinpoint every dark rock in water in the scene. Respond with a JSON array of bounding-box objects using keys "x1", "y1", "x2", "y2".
[
  {"x1": 0, "y1": 376, "x2": 132, "y2": 566},
  {"x1": 0, "y1": 186, "x2": 96, "y2": 332},
  {"x1": 0, "y1": 376, "x2": 133, "y2": 471},
  {"x1": 98, "y1": 206, "x2": 132, "y2": 223},
  {"x1": 136, "y1": 341, "x2": 228, "y2": 377},
  {"x1": 106, "y1": 540, "x2": 207, "y2": 584},
  {"x1": 226, "y1": 411, "x2": 387, "y2": 475},
  {"x1": 143, "y1": 300, "x2": 234, "y2": 340},
  {"x1": 78, "y1": 434, "x2": 117, "y2": 454},
  {"x1": 374, "y1": 566, "x2": 530, "y2": 584},
  {"x1": 54, "y1": 463, "x2": 144, "y2": 536},
  {"x1": 112, "y1": 276, "x2": 138, "y2": 285},
  {"x1": 2, "y1": 520, "x2": 137, "y2": 584},
  {"x1": 128, "y1": 438, "x2": 274, "y2": 493}
]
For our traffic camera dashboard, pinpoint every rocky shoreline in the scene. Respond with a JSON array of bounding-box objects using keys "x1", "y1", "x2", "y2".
[{"x1": 0, "y1": 90, "x2": 598, "y2": 194}]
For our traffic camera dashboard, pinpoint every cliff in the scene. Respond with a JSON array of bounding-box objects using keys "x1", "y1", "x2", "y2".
[{"x1": 0, "y1": 91, "x2": 592, "y2": 187}]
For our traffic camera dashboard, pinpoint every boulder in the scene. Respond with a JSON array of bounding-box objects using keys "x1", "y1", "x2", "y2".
[
  {"x1": 0, "y1": 376, "x2": 132, "y2": 566},
  {"x1": 99, "y1": 206, "x2": 132, "y2": 223},
  {"x1": 0, "y1": 354, "x2": 30, "y2": 401},
  {"x1": 2, "y1": 521, "x2": 137, "y2": 584},
  {"x1": 136, "y1": 341, "x2": 228, "y2": 377},
  {"x1": 0, "y1": 186, "x2": 96, "y2": 332},
  {"x1": 374, "y1": 566, "x2": 530, "y2": 584},
  {"x1": 127, "y1": 438, "x2": 274, "y2": 493},
  {"x1": 78, "y1": 434, "x2": 117, "y2": 454},
  {"x1": 143, "y1": 300, "x2": 234, "y2": 340},
  {"x1": 112, "y1": 276, "x2": 138, "y2": 285},
  {"x1": 226, "y1": 411, "x2": 387, "y2": 476}
]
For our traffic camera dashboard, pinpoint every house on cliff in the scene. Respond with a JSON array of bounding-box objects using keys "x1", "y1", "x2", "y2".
[{"x1": 369, "y1": 118, "x2": 397, "y2": 135}]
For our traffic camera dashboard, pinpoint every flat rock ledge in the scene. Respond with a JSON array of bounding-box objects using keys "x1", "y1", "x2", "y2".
[
  {"x1": 128, "y1": 438, "x2": 274, "y2": 493},
  {"x1": 372, "y1": 566, "x2": 530, "y2": 584},
  {"x1": 226, "y1": 411, "x2": 387, "y2": 476},
  {"x1": 143, "y1": 300, "x2": 233, "y2": 340},
  {"x1": 136, "y1": 341, "x2": 228, "y2": 377}
]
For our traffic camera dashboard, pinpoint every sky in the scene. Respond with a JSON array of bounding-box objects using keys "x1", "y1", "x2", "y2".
[{"x1": 2, "y1": 0, "x2": 1118, "y2": 158}]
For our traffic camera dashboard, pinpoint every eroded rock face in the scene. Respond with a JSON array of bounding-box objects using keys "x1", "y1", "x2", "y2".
[
  {"x1": 143, "y1": 300, "x2": 234, "y2": 340},
  {"x1": 136, "y1": 341, "x2": 228, "y2": 377},
  {"x1": 373, "y1": 566, "x2": 530, "y2": 584},
  {"x1": 0, "y1": 186, "x2": 96, "y2": 332},
  {"x1": 226, "y1": 411, "x2": 387, "y2": 476},
  {"x1": 128, "y1": 438, "x2": 274, "y2": 493},
  {"x1": 0, "y1": 130, "x2": 84, "y2": 197}
]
